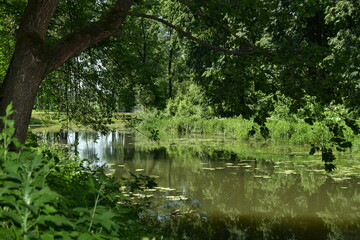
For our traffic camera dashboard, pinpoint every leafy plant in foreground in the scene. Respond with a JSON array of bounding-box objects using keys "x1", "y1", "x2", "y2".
[
  {"x1": 0, "y1": 105, "x2": 155, "y2": 239},
  {"x1": 0, "y1": 105, "x2": 73, "y2": 239}
]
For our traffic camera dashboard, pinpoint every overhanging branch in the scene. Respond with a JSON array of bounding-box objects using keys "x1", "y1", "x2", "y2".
[
  {"x1": 127, "y1": 12, "x2": 259, "y2": 56},
  {"x1": 47, "y1": 0, "x2": 134, "y2": 73}
]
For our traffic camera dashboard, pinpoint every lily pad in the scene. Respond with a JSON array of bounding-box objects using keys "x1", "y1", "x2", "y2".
[{"x1": 202, "y1": 167, "x2": 216, "y2": 171}]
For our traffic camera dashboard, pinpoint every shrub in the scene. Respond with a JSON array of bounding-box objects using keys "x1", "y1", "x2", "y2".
[
  {"x1": 0, "y1": 105, "x2": 155, "y2": 239},
  {"x1": 163, "y1": 83, "x2": 214, "y2": 119}
]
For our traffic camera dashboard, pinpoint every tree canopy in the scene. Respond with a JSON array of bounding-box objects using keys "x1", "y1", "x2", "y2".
[{"x1": 0, "y1": 0, "x2": 359, "y2": 157}]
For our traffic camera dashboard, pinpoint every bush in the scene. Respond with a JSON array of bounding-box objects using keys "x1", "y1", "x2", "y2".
[
  {"x1": 162, "y1": 83, "x2": 214, "y2": 119},
  {"x1": 0, "y1": 105, "x2": 155, "y2": 239}
]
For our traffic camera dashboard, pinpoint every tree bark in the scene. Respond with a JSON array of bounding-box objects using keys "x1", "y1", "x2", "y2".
[
  {"x1": 0, "y1": 0, "x2": 58, "y2": 144},
  {"x1": 0, "y1": 44, "x2": 48, "y2": 144},
  {"x1": 0, "y1": 0, "x2": 134, "y2": 144}
]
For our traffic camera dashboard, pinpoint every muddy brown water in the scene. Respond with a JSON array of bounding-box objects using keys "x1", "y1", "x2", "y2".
[{"x1": 38, "y1": 130, "x2": 360, "y2": 240}]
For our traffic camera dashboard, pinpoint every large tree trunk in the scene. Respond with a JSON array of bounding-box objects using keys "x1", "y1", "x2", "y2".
[
  {"x1": 0, "y1": 0, "x2": 58, "y2": 144},
  {"x1": 0, "y1": 39, "x2": 48, "y2": 144},
  {"x1": 0, "y1": 0, "x2": 134, "y2": 144}
]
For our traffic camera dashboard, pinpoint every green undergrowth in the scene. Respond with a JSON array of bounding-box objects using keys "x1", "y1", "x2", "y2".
[
  {"x1": 135, "y1": 90, "x2": 360, "y2": 161},
  {"x1": 30, "y1": 112, "x2": 132, "y2": 133},
  {"x1": 136, "y1": 114, "x2": 360, "y2": 154},
  {"x1": 30, "y1": 114, "x2": 58, "y2": 126},
  {"x1": 1, "y1": 105, "x2": 158, "y2": 239}
]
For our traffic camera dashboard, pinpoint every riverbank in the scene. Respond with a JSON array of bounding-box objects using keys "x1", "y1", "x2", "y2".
[
  {"x1": 30, "y1": 112, "x2": 136, "y2": 132},
  {"x1": 137, "y1": 115, "x2": 360, "y2": 154},
  {"x1": 29, "y1": 111, "x2": 360, "y2": 154}
]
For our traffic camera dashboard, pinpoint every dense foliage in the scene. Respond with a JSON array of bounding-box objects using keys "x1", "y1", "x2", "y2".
[
  {"x1": 0, "y1": 1, "x2": 359, "y2": 162},
  {"x1": 0, "y1": 105, "x2": 158, "y2": 239},
  {"x1": 2, "y1": 2, "x2": 360, "y2": 238}
]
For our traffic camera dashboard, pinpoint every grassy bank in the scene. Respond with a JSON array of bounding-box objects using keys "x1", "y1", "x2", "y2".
[
  {"x1": 30, "y1": 112, "x2": 135, "y2": 132},
  {"x1": 137, "y1": 115, "x2": 360, "y2": 153}
]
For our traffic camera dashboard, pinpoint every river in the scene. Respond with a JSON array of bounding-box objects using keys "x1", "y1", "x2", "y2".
[{"x1": 37, "y1": 130, "x2": 360, "y2": 240}]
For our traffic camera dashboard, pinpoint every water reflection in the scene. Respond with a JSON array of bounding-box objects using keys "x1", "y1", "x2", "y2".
[{"x1": 37, "y1": 130, "x2": 360, "y2": 240}]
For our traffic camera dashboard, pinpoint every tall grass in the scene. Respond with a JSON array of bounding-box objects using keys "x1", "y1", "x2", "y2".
[
  {"x1": 135, "y1": 89, "x2": 360, "y2": 154},
  {"x1": 138, "y1": 114, "x2": 360, "y2": 153}
]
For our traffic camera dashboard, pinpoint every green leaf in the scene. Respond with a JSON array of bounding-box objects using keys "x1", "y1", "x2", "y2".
[
  {"x1": 74, "y1": 207, "x2": 91, "y2": 214},
  {"x1": 76, "y1": 215, "x2": 92, "y2": 225},
  {"x1": 43, "y1": 205, "x2": 57, "y2": 214},
  {"x1": 0, "y1": 196, "x2": 18, "y2": 207},
  {"x1": 40, "y1": 232, "x2": 55, "y2": 240},
  {"x1": 5, "y1": 104, "x2": 13, "y2": 116},
  {"x1": 11, "y1": 138, "x2": 21, "y2": 148},
  {"x1": 1, "y1": 210, "x2": 22, "y2": 225},
  {"x1": 2, "y1": 162, "x2": 21, "y2": 176},
  {"x1": 93, "y1": 208, "x2": 118, "y2": 232},
  {"x1": 32, "y1": 187, "x2": 60, "y2": 206},
  {"x1": 0, "y1": 175, "x2": 22, "y2": 186},
  {"x1": 78, "y1": 233, "x2": 93, "y2": 240},
  {"x1": 38, "y1": 215, "x2": 75, "y2": 227},
  {"x1": 2, "y1": 127, "x2": 15, "y2": 137}
]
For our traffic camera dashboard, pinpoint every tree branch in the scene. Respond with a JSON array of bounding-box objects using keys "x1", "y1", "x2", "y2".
[
  {"x1": 18, "y1": 0, "x2": 59, "y2": 39},
  {"x1": 127, "y1": 12, "x2": 259, "y2": 56},
  {"x1": 47, "y1": 0, "x2": 134, "y2": 73}
]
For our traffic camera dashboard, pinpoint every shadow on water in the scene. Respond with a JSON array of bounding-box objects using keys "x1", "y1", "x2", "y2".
[{"x1": 36, "y1": 130, "x2": 360, "y2": 240}]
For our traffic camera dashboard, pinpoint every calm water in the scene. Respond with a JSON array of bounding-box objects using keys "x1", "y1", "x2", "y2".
[{"x1": 38, "y1": 130, "x2": 360, "y2": 240}]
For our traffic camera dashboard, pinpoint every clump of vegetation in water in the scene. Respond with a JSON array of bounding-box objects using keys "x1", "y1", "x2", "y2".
[{"x1": 136, "y1": 88, "x2": 360, "y2": 170}]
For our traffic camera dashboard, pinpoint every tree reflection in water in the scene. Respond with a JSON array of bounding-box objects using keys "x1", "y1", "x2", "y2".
[{"x1": 36, "y1": 130, "x2": 360, "y2": 240}]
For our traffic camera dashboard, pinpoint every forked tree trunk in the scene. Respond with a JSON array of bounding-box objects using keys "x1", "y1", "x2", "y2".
[{"x1": 0, "y1": 0, "x2": 134, "y2": 144}]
